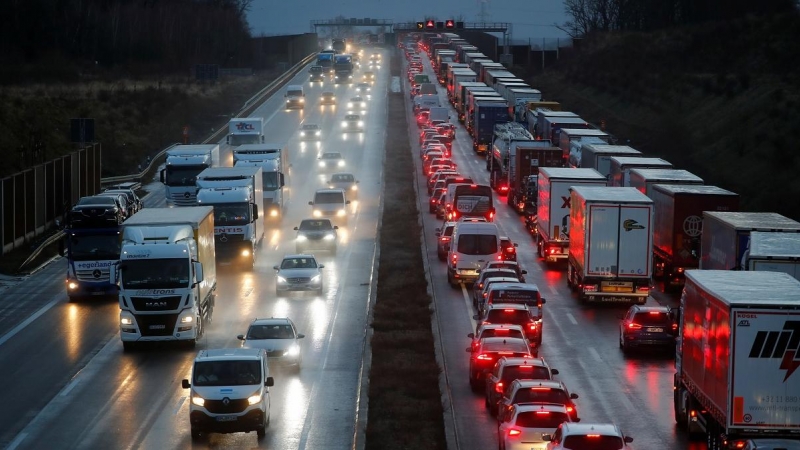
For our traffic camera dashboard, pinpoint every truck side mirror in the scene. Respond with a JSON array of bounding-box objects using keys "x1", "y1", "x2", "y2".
[
  {"x1": 109, "y1": 264, "x2": 117, "y2": 284},
  {"x1": 160, "y1": 169, "x2": 166, "y2": 184},
  {"x1": 293, "y1": 227, "x2": 299, "y2": 230},
  {"x1": 193, "y1": 262, "x2": 204, "y2": 286},
  {"x1": 252, "y1": 204, "x2": 259, "y2": 220},
  {"x1": 551, "y1": 369, "x2": 559, "y2": 375},
  {"x1": 226, "y1": 136, "x2": 230, "y2": 144},
  {"x1": 308, "y1": 201, "x2": 313, "y2": 206},
  {"x1": 237, "y1": 334, "x2": 245, "y2": 340},
  {"x1": 261, "y1": 136, "x2": 265, "y2": 144},
  {"x1": 279, "y1": 173, "x2": 285, "y2": 187},
  {"x1": 182, "y1": 379, "x2": 191, "y2": 389},
  {"x1": 58, "y1": 238, "x2": 65, "y2": 257},
  {"x1": 467, "y1": 332, "x2": 474, "y2": 338},
  {"x1": 265, "y1": 376, "x2": 274, "y2": 387},
  {"x1": 540, "y1": 298, "x2": 546, "y2": 304}
]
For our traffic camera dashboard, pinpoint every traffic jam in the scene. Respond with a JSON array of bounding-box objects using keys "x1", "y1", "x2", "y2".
[{"x1": 401, "y1": 31, "x2": 800, "y2": 450}]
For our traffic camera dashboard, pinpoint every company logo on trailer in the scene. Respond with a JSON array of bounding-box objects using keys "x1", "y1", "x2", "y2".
[
  {"x1": 235, "y1": 122, "x2": 255, "y2": 131},
  {"x1": 748, "y1": 321, "x2": 800, "y2": 382},
  {"x1": 622, "y1": 219, "x2": 645, "y2": 232}
]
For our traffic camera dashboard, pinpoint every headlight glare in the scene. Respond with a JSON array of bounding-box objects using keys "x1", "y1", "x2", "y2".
[
  {"x1": 120, "y1": 317, "x2": 133, "y2": 325},
  {"x1": 192, "y1": 395, "x2": 205, "y2": 407},
  {"x1": 297, "y1": 235, "x2": 308, "y2": 241},
  {"x1": 277, "y1": 276, "x2": 287, "y2": 283},
  {"x1": 248, "y1": 394, "x2": 262, "y2": 405},
  {"x1": 180, "y1": 316, "x2": 193, "y2": 324}
]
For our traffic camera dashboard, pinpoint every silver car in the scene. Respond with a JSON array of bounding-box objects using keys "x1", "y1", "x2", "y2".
[
  {"x1": 273, "y1": 254, "x2": 325, "y2": 295},
  {"x1": 327, "y1": 172, "x2": 359, "y2": 200},
  {"x1": 238, "y1": 318, "x2": 305, "y2": 369}
]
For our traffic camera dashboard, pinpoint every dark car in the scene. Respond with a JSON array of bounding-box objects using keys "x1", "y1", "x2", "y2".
[
  {"x1": 472, "y1": 269, "x2": 520, "y2": 308},
  {"x1": 500, "y1": 236, "x2": 518, "y2": 262},
  {"x1": 619, "y1": 305, "x2": 676, "y2": 354},
  {"x1": 69, "y1": 196, "x2": 125, "y2": 227},
  {"x1": 435, "y1": 221, "x2": 456, "y2": 261},
  {"x1": 498, "y1": 379, "x2": 579, "y2": 423},
  {"x1": 294, "y1": 219, "x2": 339, "y2": 254},
  {"x1": 474, "y1": 303, "x2": 542, "y2": 351},
  {"x1": 103, "y1": 188, "x2": 143, "y2": 214},
  {"x1": 466, "y1": 337, "x2": 532, "y2": 391},
  {"x1": 95, "y1": 192, "x2": 132, "y2": 219}
]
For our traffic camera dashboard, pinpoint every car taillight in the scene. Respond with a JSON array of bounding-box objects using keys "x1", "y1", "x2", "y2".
[
  {"x1": 566, "y1": 406, "x2": 574, "y2": 413},
  {"x1": 628, "y1": 323, "x2": 642, "y2": 330},
  {"x1": 638, "y1": 286, "x2": 651, "y2": 292},
  {"x1": 584, "y1": 285, "x2": 598, "y2": 292},
  {"x1": 535, "y1": 411, "x2": 551, "y2": 415},
  {"x1": 476, "y1": 354, "x2": 493, "y2": 361},
  {"x1": 451, "y1": 253, "x2": 458, "y2": 264},
  {"x1": 508, "y1": 429, "x2": 521, "y2": 437},
  {"x1": 499, "y1": 185, "x2": 508, "y2": 192},
  {"x1": 495, "y1": 381, "x2": 504, "y2": 393},
  {"x1": 505, "y1": 247, "x2": 515, "y2": 253},
  {"x1": 672, "y1": 323, "x2": 678, "y2": 330},
  {"x1": 504, "y1": 309, "x2": 515, "y2": 312}
]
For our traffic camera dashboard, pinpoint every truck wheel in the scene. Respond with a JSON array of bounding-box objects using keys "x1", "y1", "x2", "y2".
[
  {"x1": 122, "y1": 341, "x2": 136, "y2": 352},
  {"x1": 674, "y1": 389, "x2": 688, "y2": 429}
]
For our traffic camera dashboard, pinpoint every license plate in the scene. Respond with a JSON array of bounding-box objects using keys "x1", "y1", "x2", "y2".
[
  {"x1": 649, "y1": 328, "x2": 664, "y2": 333},
  {"x1": 215, "y1": 415, "x2": 238, "y2": 422},
  {"x1": 149, "y1": 324, "x2": 166, "y2": 330}
]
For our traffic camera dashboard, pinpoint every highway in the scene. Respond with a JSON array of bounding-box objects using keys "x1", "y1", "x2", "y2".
[
  {"x1": 0, "y1": 52, "x2": 388, "y2": 450},
  {"x1": 403, "y1": 52, "x2": 705, "y2": 450}
]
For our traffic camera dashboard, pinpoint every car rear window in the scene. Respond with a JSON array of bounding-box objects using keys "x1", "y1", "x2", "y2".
[
  {"x1": 480, "y1": 328, "x2": 524, "y2": 340},
  {"x1": 512, "y1": 387, "x2": 569, "y2": 404},
  {"x1": 515, "y1": 410, "x2": 570, "y2": 428},
  {"x1": 490, "y1": 289, "x2": 541, "y2": 306},
  {"x1": 486, "y1": 309, "x2": 530, "y2": 325},
  {"x1": 562, "y1": 435, "x2": 624, "y2": 450},
  {"x1": 457, "y1": 235, "x2": 498, "y2": 255},
  {"x1": 633, "y1": 312, "x2": 670, "y2": 326},
  {"x1": 502, "y1": 365, "x2": 551, "y2": 382},
  {"x1": 482, "y1": 340, "x2": 530, "y2": 353}
]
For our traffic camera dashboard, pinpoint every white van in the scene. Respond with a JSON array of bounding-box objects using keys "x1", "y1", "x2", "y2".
[
  {"x1": 447, "y1": 222, "x2": 502, "y2": 286},
  {"x1": 182, "y1": 348, "x2": 274, "y2": 441},
  {"x1": 285, "y1": 84, "x2": 305, "y2": 109},
  {"x1": 309, "y1": 188, "x2": 350, "y2": 225}
]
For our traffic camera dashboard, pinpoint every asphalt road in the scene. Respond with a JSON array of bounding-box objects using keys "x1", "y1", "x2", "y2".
[
  {"x1": 0, "y1": 51, "x2": 388, "y2": 450},
  {"x1": 404, "y1": 52, "x2": 706, "y2": 450}
]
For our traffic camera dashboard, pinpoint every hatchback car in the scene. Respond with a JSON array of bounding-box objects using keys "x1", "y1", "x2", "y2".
[
  {"x1": 486, "y1": 357, "x2": 558, "y2": 418},
  {"x1": 500, "y1": 236, "x2": 518, "y2": 262},
  {"x1": 342, "y1": 114, "x2": 364, "y2": 132},
  {"x1": 320, "y1": 91, "x2": 336, "y2": 105},
  {"x1": 434, "y1": 192, "x2": 448, "y2": 220},
  {"x1": 499, "y1": 403, "x2": 573, "y2": 450},
  {"x1": 273, "y1": 254, "x2": 325, "y2": 295},
  {"x1": 95, "y1": 192, "x2": 132, "y2": 218},
  {"x1": 435, "y1": 222, "x2": 456, "y2": 261},
  {"x1": 466, "y1": 337, "x2": 532, "y2": 391},
  {"x1": 318, "y1": 152, "x2": 346, "y2": 170},
  {"x1": 468, "y1": 324, "x2": 530, "y2": 353},
  {"x1": 294, "y1": 219, "x2": 338, "y2": 254},
  {"x1": 544, "y1": 422, "x2": 633, "y2": 450},
  {"x1": 474, "y1": 303, "x2": 542, "y2": 347},
  {"x1": 355, "y1": 82, "x2": 372, "y2": 96},
  {"x1": 299, "y1": 123, "x2": 322, "y2": 140},
  {"x1": 619, "y1": 305, "x2": 676, "y2": 354},
  {"x1": 499, "y1": 379, "x2": 580, "y2": 423},
  {"x1": 473, "y1": 269, "x2": 521, "y2": 307},
  {"x1": 327, "y1": 173, "x2": 359, "y2": 200},
  {"x1": 429, "y1": 187, "x2": 446, "y2": 214},
  {"x1": 480, "y1": 260, "x2": 528, "y2": 283},
  {"x1": 238, "y1": 317, "x2": 305, "y2": 369}
]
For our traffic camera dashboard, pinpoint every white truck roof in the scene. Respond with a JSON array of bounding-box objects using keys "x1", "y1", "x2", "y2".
[
  {"x1": 539, "y1": 167, "x2": 606, "y2": 181},
  {"x1": 570, "y1": 186, "x2": 652, "y2": 203},
  {"x1": 629, "y1": 168, "x2": 703, "y2": 183},
  {"x1": 703, "y1": 211, "x2": 800, "y2": 230},
  {"x1": 166, "y1": 144, "x2": 218, "y2": 156},
  {"x1": 234, "y1": 144, "x2": 282, "y2": 153},
  {"x1": 582, "y1": 144, "x2": 641, "y2": 156},
  {"x1": 749, "y1": 232, "x2": 800, "y2": 259},
  {"x1": 197, "y1": 166, "x2": 260, "y2": 179},
  {"x1": 121, "y1": 206, "x2": 213, "y2": 228},
  {"x1": 684, "y1": 270, "x2": 800, "y2": 306},
  {"x1": 610, "y1": 156, "x2": 671, "y2": 167},
  {"x1": 651, "y1": 184, "x2": 736, "y2": 196}
]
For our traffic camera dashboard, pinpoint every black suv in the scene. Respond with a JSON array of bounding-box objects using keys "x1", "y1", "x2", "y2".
[{"x1": 69, "y1": 196, "x2": 125, "y2": 227}]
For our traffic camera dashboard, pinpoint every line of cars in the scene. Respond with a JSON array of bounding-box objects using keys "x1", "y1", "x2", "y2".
[{"x1": 403, "y1": 34, "x2": 638, "y2": 450}]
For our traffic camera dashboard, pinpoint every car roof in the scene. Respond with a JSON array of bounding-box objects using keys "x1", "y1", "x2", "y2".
[
  {"x1": 480, "y1": 269, "x2": 518, "y2": 278},
  {"x1": 250, "y1": 317, "x2": 293, "y2": 326},
  {"x1": 559, "y1": 422, "x2": 624, "y2": 437},
  {"x1": 497, "y1": 356, "x2": 549, "y2": 367},
  {"x1": 487, "y1": 282, "x2": 541, "y2": 292},
  {"x1": 314, "y1": 188, "x2": 346, "y2": 194},
  {"x1": 512, "y1": 379, "x2": 566, "y2": 390},
  {"x1": 486, "y1": 303, "x2": 529, "y2": 311},
  {"x1": 321, "y1": 152, "x2": 343, "y2": 157},
  {"x1": 483, "y1": 277, "x2": 522, "y2": 286},
  {"x1": 282, "y1": 253, "x2": 317, "y2": 260},
  {"x1": 196, "y1": 348, "x2": 265, "y2": 361}
]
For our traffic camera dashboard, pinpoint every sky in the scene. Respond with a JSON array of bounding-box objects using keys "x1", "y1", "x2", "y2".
[{"x1": 245, "y1": 0, "x2": 570, "y2": 44}]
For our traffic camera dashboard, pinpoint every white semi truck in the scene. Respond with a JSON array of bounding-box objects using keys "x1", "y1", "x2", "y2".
[
  {"x1": 227, "y1": 117, "x2": 265, "y2": 147},
  {"x1": 232, "y1": 144, "x2": 289, "y2": 220},
  {"x1": 196, "y1": 166, "x2": 264, "y2": 268},
  {"x1": 160, "y1": 144, "x2": 220, "y2": 206},
  {"x1": 112, "y1": 207, "x2": 216, "y2": 350},
  {"x1": 743, "y1": 231, "x2": 800, "y2": 280}
]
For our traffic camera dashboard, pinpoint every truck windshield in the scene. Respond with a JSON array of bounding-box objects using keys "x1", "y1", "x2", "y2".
[
  {"x1": 121, "y1": 259, "x2": 190, "y2": 289},
  {"x1": 193, "y1": 360, "x2": 261, "y2": 387},
  {"x1": 69, "y1": 234, "x2": 121, "y2": 261},
  {"x1": 213, "y1": 203, "x2": 250, "y2": 225},
  {"x1": 229, "y1": 135, "x2": 261, "y2": 146},
  {"x1": 165, "y1": 166, "x2": 206, "y2": 186},
  {"x1": 263, "y1": 172, "x2": 280, "y2": 190}
]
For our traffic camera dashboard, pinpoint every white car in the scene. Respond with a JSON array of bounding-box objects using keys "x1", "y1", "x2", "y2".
[
  {"x1": 499, "y1": 403, "x2": 573, "y2": 450},
  {"x1": 544, "y1": 422, "x2": 633, "y2": 450},
  {"x1": 342, "y1": 114, "x2": 364, "y2": 133},
  {"x1": 273, "y1": 254, "x2": 325, "y2": 295},
  {"x1": 355, "y1": 82, "x2": 372, "y2": 95},
  {"x1": 347, "y1": 96, "x2": 367, "y2": 114},
  {"x1": 318, "y1": 152, "x2": 346, "y2": 170},
  {"x1": 237, "y1": 318, "x2": 305, "y2": 369},
  {"x1": 299, "y1": 123, "x2": 322, "y2": 140},
  {"x1": 327, "y1": 172, "x2": 359, "y2": 200}
]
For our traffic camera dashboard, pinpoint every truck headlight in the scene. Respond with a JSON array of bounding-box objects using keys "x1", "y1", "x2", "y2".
[
  {"x1": 241, "y1": 249, "x2": 251, "y2": 257},
  {"x1": 248, "y1": 394, "x2": 262, "y2": 405},
  {"x1": 324, "y1": 233, "x2": 335, "y2": 240},
  {"x1": 277, "y1": 276, "x2": 287, "y2": 283},
  {"x1": 120, "y1": 317, "x2": 133, "y2": 325},
  {"x1": 358, "y1": 121, "x2": 364, "y2": 127},
  {"x1": 337, "y1": 209, "x2": 346, "y2": 216},
  {"x1": 313, "y1": 210, "x2": 322, "y2": 217},
  {"x1": 338, "y1": 160, "x2": 345, "y2": 167},
  {"x1": 67, "y1": 281, "x2": 79, "y2": 290},
  {"x1": 319, "y1": 161, "x2": 326, "y2": 167},
  {"x1": 192, "y1": 395, "x2": 205, "y2": 407}
]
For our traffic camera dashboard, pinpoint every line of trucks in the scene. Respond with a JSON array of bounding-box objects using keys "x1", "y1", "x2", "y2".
[{"x1": 419, "y1": 31, "x2": 800, "y2": 446}]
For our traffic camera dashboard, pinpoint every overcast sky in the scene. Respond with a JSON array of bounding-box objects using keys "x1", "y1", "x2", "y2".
[{"x1": 246, "y1": 0, "x2": 570, "y2": 43}]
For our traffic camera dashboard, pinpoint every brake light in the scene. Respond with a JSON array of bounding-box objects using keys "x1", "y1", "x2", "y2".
[
  {"x1": 489, "y1": 211, "x2": 495, "y2": 220},
  {"x1": 548, "y1": 248, "x2": 556, "y2": 254},
  {"x1": 672, "y1": 323, "x2": 678, "y2": 330},
  {"x1": 628, "y1": 323, "x2": 642, "y2": 330},
  {"x1": 587, "y1": 434, "x2": 600, "y2": 438},
  {"x1": 535, "y1": 411, "x2": 551, "y2": 415},
  {"x1": 638, "y1": 286, "x2": 651, "y2": 292},
  {"x1": 648, "y1": 311, "x2": 662, "y2": 315},
  {"x1": 505, "y1": 247, "x2": 515, "y2": 253},
  {"x1": 584, "y1": 285, "x2": 598, "y2": 292},
  {"x1": 497, "y1": 351, "x2": 514, "y2": 355},
  {"x1": 451, "y1": 253, "x2": 458, "y2": 264},
  {"x1": 439, "y1": 236, "x2": 450, "y2": 242},
  {"x1": 504, "y1": 309, "x2": 515, "y2": 312},
  {"x1": 507, "y1": 429, "x2": 521, "y2": 437},
  {"x1": 566, "y1": 406, "x2": 574, "y2": 413},
  {"x1": 495, "y1": 381, "x2": 504, "y2": 393},
  {"x1": 476, "y1": 354, "x2": 493, "y2": 360}
]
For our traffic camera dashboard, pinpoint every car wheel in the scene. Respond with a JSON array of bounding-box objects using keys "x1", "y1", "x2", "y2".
[
  {"x1": 257, "y1": 416, "x2": 267, "y2": 439},
  {"x1": 191, "y1": 428, "x2": 203, "y2": 441}
]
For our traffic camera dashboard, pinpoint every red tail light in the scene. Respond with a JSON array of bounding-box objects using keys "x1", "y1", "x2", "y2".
[
  {"x1": 672, "y1": 323, "x2": 678, "y2": 330},
  {"x1": 638, "y1": 286, "x2": 651, "y2": 292},
  {"x1": 507, "y1": 429, "x2": 521, "y2": 437},
  {"x1": 451, "y1": 253, "x2": 458, "y2": 264},
  {"x1": 535, "y1": 411, "x2": 552, "y2": 415},
  {"x1": 476, "y1": 353, "x2": 493, "y2": 361},
  {"x1": 505, "y1": 247, "x2": 515, "y2": 253},
  {"x1": 628, "y1": 323, "x2": 642, "y2": 330},
  {"x1": 495, "y1": 381, "x2": 504, "y2": 393},
  {"x1": 566, "y1": 406, "x2": 574, "y2": 412}
]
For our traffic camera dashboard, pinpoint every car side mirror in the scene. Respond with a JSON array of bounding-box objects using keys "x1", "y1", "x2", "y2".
[
  {"x1": 542, "y1": 434, "x2": 552, "y2": 442},
  {"x1": 540, "y1": 298, "x2": 546, "y2": 304},
  {"x1": 465, "y1": 347, "x2": 473, "y2": 353},
  {"x1": 297, "y1": 334, "x2": 305, "y2": 339},
  {"x1": 237, "y1": 334, "x2": 245, "y2": 340},
  {"x1": 570, "y1": 393, "x2": 579, "y2": 399},
  {"x1": 265, "y1": 376, "x2": 274, "y2": 387},
  {"x1": 624, "y1": 436, "x2": 633, "y2": 443},
  {"x1": 318, "y1": 264, "x2": 325, "y2": 269},
  {"x1": 521, "y1": 270, "x2": 528, "y2": 275},
  {"x1": 308, "y1": 201, "x2": 314, "y2": 205},
  {"x1": 252, "y1": 204, "x2": 259, "y2": 220},
  {"x1": 273, "y1": 265, "x2": 279, "y2": 270},
  {"x1": 294, "y1": 227, "x2": 299, "y2": 230},
  {"x1": 345, "y1": 200, "x2": 351, "y2": 205},
  {"x1": 333, "y1": 226, "x2": 339, "y2": 230},
  {"x1": 551, "y1": 369, "x2": 559, "y2": 375},
  {"x1": 574, "y1": 418, "x2": 581, "y2": 422},
  {"x1": 472, "y1": 314, "x2": 478, "y2": 320},
  {"x1": 467, "y1": 332, "x2": 474, "y2": 338},
  {"x1": 513, "y1": 243, "x2": 519, "y2": 247},
  {"x1": 182, "y1": 379, "x2": 191, "y2": 389}
]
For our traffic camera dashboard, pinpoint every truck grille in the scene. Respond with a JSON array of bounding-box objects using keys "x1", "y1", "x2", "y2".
[
  {"x1": 130, "y1": 296, "x2": 183, "y2": 311},
  {"x1": 75, "y1": 267, "x2": 111, "y2": 282},
  {"x1": 170, "y1": 193, "x2": 197, "y2": 206},
  {"x1": 135, "y1": 313, "x2": 178, "y2": 336},
  {"x1": 204, "y1": 398, "x2": 249, "y2": 414}
]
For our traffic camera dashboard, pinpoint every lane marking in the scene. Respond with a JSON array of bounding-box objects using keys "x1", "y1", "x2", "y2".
[
  {"x1": 462, "y1": 284, "x2": 476, "y2": 331},
  {"x1": 588, "y1": 346, "x2": 603, "y2": 362},
  {"x1": 5, "y1": 433, "x2": 27, "y2": 450},
  {"x1": 60, "y1": 378, "x2": 80, "y2": 397},
  {"x1": 173, "y1": 397, "x2": 186, "y2": 416},
  {"x1": 0, "y1": 292, "x2": 61, "y2": 348},
  {"x1": 566, "y1": 312, "x2": 578, "y2": 325}
]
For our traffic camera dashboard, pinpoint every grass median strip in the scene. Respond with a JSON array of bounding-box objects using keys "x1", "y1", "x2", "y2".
[{"x1": 364, "y1": 52, "x2": 446, "y2": 450}]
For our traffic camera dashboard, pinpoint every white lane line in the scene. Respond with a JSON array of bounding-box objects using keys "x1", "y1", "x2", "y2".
[
  {"x1": 173, "y1": 397, "x2": 187, "y2": 416},
  {"x1": 0, "y1": 292, "x2": 61, "y2": 348},
  {"x1": 60, "y1": 378, "x2": 80, "y2": 397},
  {"x1": 588, "y1": 346, "x2": 603, "y2": 362},
  {"x1": 566, "y1": 312, "x2": 578, "y2": 325},
  {"x1": 5, "y1": 433, "x2": 27, "y2": 450},
  {"x1": 462, "y1": 284, "x2": 477, "y2": 331}
]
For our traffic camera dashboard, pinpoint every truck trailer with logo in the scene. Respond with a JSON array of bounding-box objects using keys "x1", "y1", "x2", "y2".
[{"x1": 226, "y1": 117, "x2": 265, "y2": 147}]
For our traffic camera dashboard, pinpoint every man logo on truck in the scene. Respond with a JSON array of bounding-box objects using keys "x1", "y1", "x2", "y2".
[
  {"x1": 623, "y1": 219, "x2": 645, "y2": 231},
  {"x1": 748, "y1": 321, "x2": 800, "y2": 382}
]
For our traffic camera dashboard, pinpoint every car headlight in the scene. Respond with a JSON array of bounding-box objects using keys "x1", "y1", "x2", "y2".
[
  {"x1": 192, "y1": 395, "x2": 205, "y2": 407},
  {"x1": 315, "y1": 131, "x2": 321, "y2": 136},
  {"x1": 319, "y1": 161, "x2": 326, "y2": 167},
  {"x1": 337, "y1": 209, "x2": 346, "y2": 216},
  {"x1": 358, "y1": 121, "x2": 364, "y2": 127},
  {"x1": 338, "y1": 160, "x2": 345, "y2": 166},
  {"x1": 68, "y1": 281, "x2": 79, "y2": 290},
  {"x1": 248, "y1": 394, "x2": 262, "y2": 405},
  {"x1": 299, "y1": 98, "x2": 305, "y2": 103},
  {"x1": 297, "y1": 235, "x2": 308, "y2": 241},
  {"x1": 342, "y1": 122, "x2": 347, "y2": 128},
  {"x1": 348, "y1": 102, "x2": 353, "y2": 108},
  {"x1": 120, "y1": 317, "x2": 133, "y2": 325},
  {"x1": 277, "y1": 276, "x2": 287, "y2": 283},
  {"x1": 286, "y1": 345, "x2": 301, "y2": 356},
  {"x1": 323, "y1": 233, "x2": 335, "y2": 240},
  {"x1": 241, "y1": 249, "x2": 251, "y2": 257},
  {"x1": 300, "y1": 131, "x2": 306, "y2": 136},
  {"x1": 352, "y1": 185, "x2": 358, "y2": 191},
  {"x1": 311, "y1": 274, "x2": 321, "y2": 283},
  {"x1": 313, "y1": 210, "x2": 322, "y2": 217}
]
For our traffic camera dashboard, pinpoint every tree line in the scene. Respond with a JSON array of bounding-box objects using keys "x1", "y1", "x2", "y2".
[
  {"x1": 561, "y1": 0, "x2": 797, "y2": 36},
  {"x1": 0, "y1": 0, "x2": 255, "y2": 82}
]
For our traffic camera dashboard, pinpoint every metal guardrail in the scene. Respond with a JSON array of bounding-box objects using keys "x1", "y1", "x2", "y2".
[
  {"x1": 17, "y1": 230, "x2": 64, "y2": 274},
  {"x1": 100, "y1": 143, "x2": 180, "y2": 186}
]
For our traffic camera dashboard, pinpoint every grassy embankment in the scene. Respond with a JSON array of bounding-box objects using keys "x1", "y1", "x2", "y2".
[
  {"x1": 364, "y1": 53, "x2": 447, "y2": 449},
  {"x1": 530, "y1": 13, "x2": 800, "y2": 219}
]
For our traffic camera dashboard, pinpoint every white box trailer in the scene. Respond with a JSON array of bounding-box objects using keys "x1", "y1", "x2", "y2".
[
  {"x1": 608, "y1": 156, "x2": 672, "y2": 187},
  {"x1": 628, "y1": 168, "x2": 703, "y2": 198},
  {"x1": 579, "y1": 145, "x2": 642, "y2": 178},
  {"x1": 700, "y1": 212, "x2": 800, "y2": 270},
  {"x1": 745, "y1": 232, "x2": 800, "y2": 280},
  {"x1": 567, "y1": 186, "x2": 653, "y2": 304}
]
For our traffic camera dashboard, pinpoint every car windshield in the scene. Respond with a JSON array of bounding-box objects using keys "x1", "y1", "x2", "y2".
[
  {"x1": 485, "y1": 309, "x2": 531, "y2": 325},
  {"x1": 457, "y1": 235, "x2": 498, "y2": 255},
  {"x1": 193, "y1": 360, "x2": 261, "y2": 387},
  {"x1": 321, "y1": 153, "x2": 342, "y2": 160},
  {"x1": 514, "y1": 410, "x2": 570, "y2": 428},
  {"x1": 562, "y1": 435, "x2": 624, "y2": 450},
  {"x1": 302, "y1": 124, "x2": 319, "y2": 130},
  {"x1": 299, "y1": 220, "x2": 333, "y2": 231},
  {"x1": 315, "y1": 192, "x2": 344, "y2": 204},
  {"x1": 345, "y1": 115, "x2": 360, "y2": 121},
  {"x1": 121, "y1": 259, "x2": 190, "y2": 289},
  {"x1": 280, "y1": 257, "x2": 317, "y2": 269},
  {"x1": 78, "y1": 197, "x2": 116, "y2": 206},
  {"x1": 512, "y1": 387, "x2": 569, "y2": 404},
  {"x1": 213, "y1": 203, "x2": 250, "y2": 225},
  {"x1": 247, "y1": 324, "x2": 294, "y2": 339},
  {"x1": 633, "y1": 312, "x2": 671, "y2": 326},
  {"x1": 503, "y1": 365, "x2": 551, "y2": 382},
  {"x1": 332, "y1": 174, "x2": 354, "y2": 182}
]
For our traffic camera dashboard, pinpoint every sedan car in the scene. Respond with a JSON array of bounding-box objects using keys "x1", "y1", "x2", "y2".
[
  {"x1": 342, "y1": 114, "x2": 364, "y2": 133},
  {"x1": 299, "y1": 123, "x2": 322, "y2": 140},
  {"x1": 273, "y1": 254, "x2": 325, "y2": 295},
  {"x1": 327, "y1": 172, "x2": 359, "y2": 200},
  {"x1": 467, "y1": 337, "x2": 532, "y2": 391},
  {"x1": 347, "y1": 96, "x2": 367, "y2": 114},
  {"x1": 355, "y1": 82, "x2": 372, "y2": 96},
  {"x1": 320, "y1": 91, "x2": 336, "y2": 105},
  {"x1": 499, "y1": 403, "x2": 573, "y2": 450},
  {"x1": 362, "y1": 71, "x2": 376, "y2": 83},
  {"x1": 237, "y1": 317, "x2": 305, "y2": 369},
  {"x1": 68, "y1": 195, "x2": 125, "y2": 227},
  {"x1": 294, "y1": 219, "x2": 338, "y2": 254},
  {"x1": 435, "y1": 222, "x2": 456, "y2": 261},
  {"x1": 318, "y1": 152, "x2": 346, "y2": 170},
  {"x1": 486, "y1": 356, "x2": 558, "y2": 418},
  {"x1": 95, "y1": 192, "x2": 132, "y2": 218},
  {"x1": 103, "y1": 188, "x2": 143, "y2": 213},
  {"x1": 544, "y1": 422, "x2": 633, "y2": 450},
  {"x1": 429, "y1": 187, "x2": 446, "y2": 214},
  {"x1": 619, "y1": 305, "x2": 676, "y2": 354}
]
